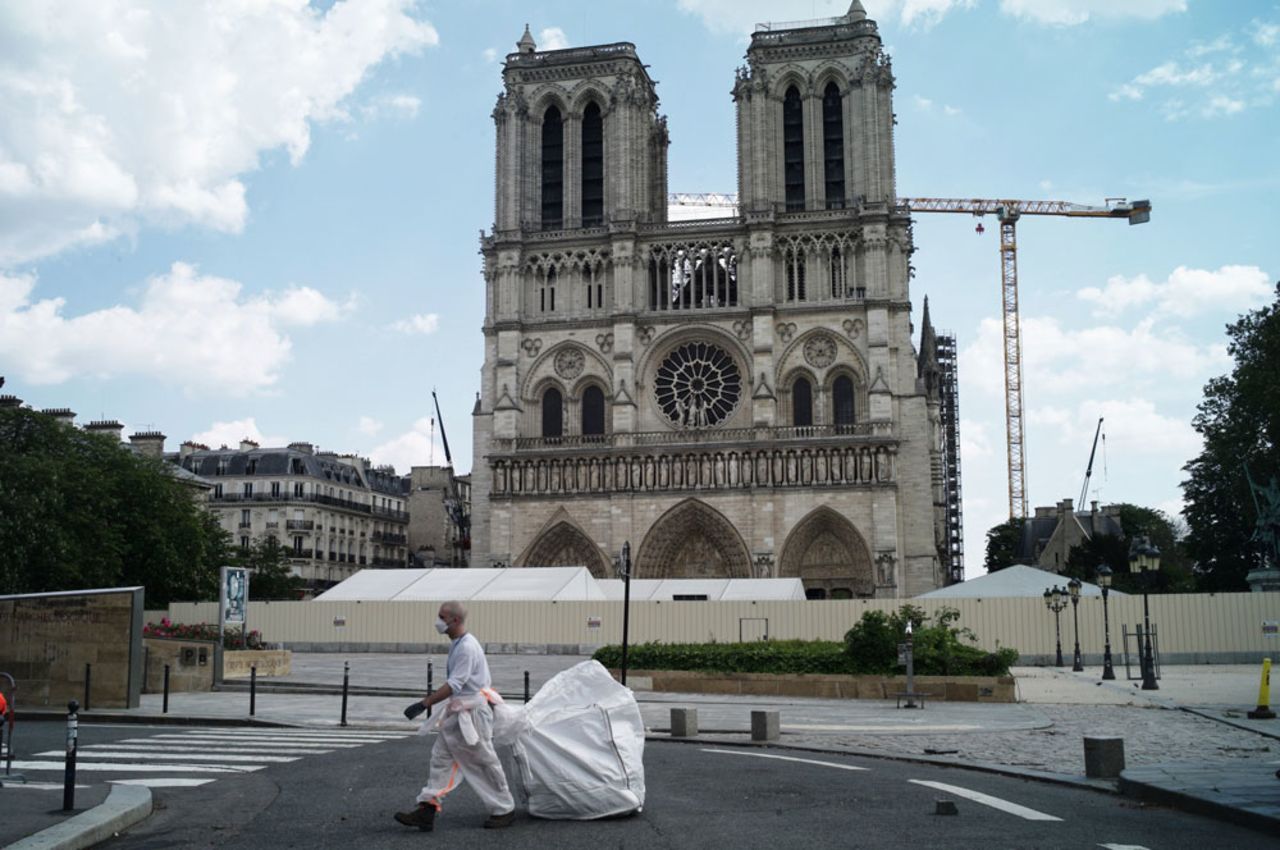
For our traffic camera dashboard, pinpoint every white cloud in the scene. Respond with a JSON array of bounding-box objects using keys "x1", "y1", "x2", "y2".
[
  {"x1": 368, "y1": 416, "x2": 448, "y2": 473},
  {"x1": 0, "y1": 262, "x2": 350, "y2": 394},
  {"x1": 1000, "y1": 0, "x2": 1185, "y2": 26},
  {"x1": 391, "y1": 313, "x2": 440, "y2": 335},
  {"x1": 357, "y1": 416, "x2": 384, "y2": 437},
  {"x1": 482, "y1": 47, "x2": 499, "y2": 63},
  {"x1": 190, "y1": 417, "x2": 288, "y2": 450},
  {"x1": 1108, "y1": 83, "x2": 1144, "y2": 102},
  {"x1": 1077, "y1": 264, "x2": 1272, "y2": 319},
  {"x1": 913, "y1": 94, "x2": 934, "y2": 110},
  {"x1": 363, "y1": 93, "x2": 421, "y2": 120},
  {"x1": 676, "y1": 0, "x2": 975, "y2": 34},
  {"x1": 538, "y1": 27, "x2": 570, "y2": 50},
  {"x1": 0, "y1": 1, "x2": 438, "y2": 265},
  {"x1": 960, "y1": 418, "x2": 993, "y2": 459},
  {"x1": 1030, "y1": 399, "x2": 1200, "y2": 458},
  {"x1": 1203, "y1": 95, "x2": 1245, "y2": 117},
  {"x1": 1253, "y1": 20, "x2": 1280, "y2": 47}
]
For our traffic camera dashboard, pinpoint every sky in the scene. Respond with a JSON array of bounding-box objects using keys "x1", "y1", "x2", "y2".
[{"x1": 1, "y1": 0, "x2": 1277, "y2": 578}]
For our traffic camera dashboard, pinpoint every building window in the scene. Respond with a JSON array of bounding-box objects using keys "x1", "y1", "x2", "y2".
[
  {"x1": 213, "y1": 484, "x2": 223, "y2": 498},
  {"x1": 246, "y1": 459, "x2": 257, "y2": 475},
  {"x1": 293, "y1": 536, "x2": 304, "y2": 555},
  {"x1": 540, "y1": 267, "x2": 557, "y2": 313},
  {"x1": 243, "y1": 482, "x2": 253, "y2": 497},
  {"x1": 783, "y1": 86, "x2": 805, "y2": 212},
  {"x1": 271, "y1": 481, "x2": 281, "y2": 498},
  {"x1": 240, "y1": 536, "x2": 250, "y2": 550},
  {"x1": 581, "y1": 101, "x2": 603, "y2": 226},
  {"x1": 833, "y1": 375, "x2": 855, "y2": 432},
  {"x1": 792, "y1": 378, "x2": 813, "y2": 427},
  {"x1": 542, "y1": 387, "x2": 563, "y2": 438},
  {"x1": 785, "y1": 248, "x2": 806, "y2": 301},
  {"x1": 240, "y1": 508, "x2": 251, "y2": 527},
  {"x1": 582, "y1": 385, "x2": 606, "y2": 436},
  {"x1": 822, "y1": 82, "x2": 845, "y2": 209},
  {"x1": 293, "y1": 482, "x2": 304, "y2": 497},
  {"x1": 829, "y1": 246, "x2": 847, "y2": 298},
  {"x1": 541, "y1": 105, "x2": 564, "y2": 228}
]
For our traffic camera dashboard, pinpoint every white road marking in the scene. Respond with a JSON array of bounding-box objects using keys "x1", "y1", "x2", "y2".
[
  {"x1": 1099, "y1": 845, "x2": 1152, "y2": 850},
  {"x1": 136, "y1": 737, "x2": 357, "y2": 749},
  {"x1": 784, "y1": 723, "x2": 982, "y2": 733},
  {"x1": 149, "y1": 734, "x2": 380, "y2": 745},
  {"x1": 702, "y1": 749, "x2": 869, "y2": 771},
  {"x1": 110, "y1": 778, "x2": 217, "y2": 788},
  {"x1": 37, "y1": 750, "x2": 298, "y2": 764},
  {"x1": 81, "y1": 743, "x2": 334, "y2": 756},
  {"x1": 7, "y1": 761, "x2": 260, "y2": 774},
  {"x1": 183, "y1": 729, "x2": 403, "y2": 739},
  {"x1": 0, "y1": 782, "x2": 91, "y2": 790},
  {"x1": 908, "y1": 780, "x2": 1062, "y2": 821}
]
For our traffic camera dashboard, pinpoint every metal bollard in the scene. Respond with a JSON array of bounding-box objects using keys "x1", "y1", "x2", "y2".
[
  {"x1": 340, "y1": 661, "x2": 350, "y2": 727},
  {"x1": 427, "y1": 661, "x2": 433, "y2": 696},
  {"x1": 162, "y1": 665, "x2": 171, "y2": 714},
  {"x1": 63, "y1": 700, "x2": 79, "y2": 811},
  {"x1": 524, "y1": 671, "x2": 530, "y2": 703},
  {"x1": 83, "y1": 663, "x2": 91, "y2": 712},
  {"x1": 249, "y1": 666, "x2": 257, "y2": 717}
]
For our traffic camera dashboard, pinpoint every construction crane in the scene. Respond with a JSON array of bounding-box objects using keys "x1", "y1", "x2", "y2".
[
  {"x1": 1079, "y1": 417, "x2": 1105, "y2": 509},
  {"x1": 431, "y1": 389, "x2": 469, "y2": 563},
  {"x1": 901, "y1": 197, "x2": 1151, "y2": 519}
]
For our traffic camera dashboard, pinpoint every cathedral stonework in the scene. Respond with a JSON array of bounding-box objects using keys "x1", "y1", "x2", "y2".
[{"x1": 472, "y1": 5, "x2": 950, "y2": 598}]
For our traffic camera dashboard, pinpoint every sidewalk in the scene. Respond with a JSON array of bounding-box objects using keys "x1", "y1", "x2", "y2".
[{"x1": 5, "y1": 656, "x2": 1277, "y2": 847}]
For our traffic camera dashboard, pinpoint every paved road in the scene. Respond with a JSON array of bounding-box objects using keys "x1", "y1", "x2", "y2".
[{"x1": 14, "y1": 722, "x2": 1269, "y2": 850}]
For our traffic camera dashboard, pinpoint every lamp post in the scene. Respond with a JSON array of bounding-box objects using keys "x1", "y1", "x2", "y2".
[
  {"x1": 1068, "y1": 577, "x2": 1084, "y2": 672},
  {"x1": 1096, "y1": 564, "x2": 1115, "y2": 680},
  {"x1": 1043, "y1": 586, "x2": 1067, "y2": 667},
  {"x1": 619, "y1": 541, "x2": 632, "y2": 687},
  {"x1": 1128, "y1": 537, "x2": 1161, "y2": 691}
]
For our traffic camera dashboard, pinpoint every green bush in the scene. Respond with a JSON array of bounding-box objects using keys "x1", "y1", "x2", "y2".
[
  {"x1": 144, "y1": 620, "x2": 264, "y2": 650},
  {"x1": 593, "y1": 640, "x2": 850, "y2": 675}
]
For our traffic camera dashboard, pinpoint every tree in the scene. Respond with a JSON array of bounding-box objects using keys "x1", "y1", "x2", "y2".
[
  {"x1": 1063, "y1": 503, "x2": 1195, "y2": 594},
  {"x1": 236, "y1": 537, "x2": 305, "y2": 600},
  {"x1": 0, "y1": 405, "x2": 227, "y2": 605},
  {"x1": 1182, "y1": 283, "x2": 1280, "y2": 591},
  {"x1": 983, "y1": 518, "x2": 1024, "y2": 572}
]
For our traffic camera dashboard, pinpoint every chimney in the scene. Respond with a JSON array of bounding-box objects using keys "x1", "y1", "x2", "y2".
[
  {"x1": 85, "y1": 419, "x2": 125, "y2": 442},
  {"x1": 42, "y1": 407, "x2": 76, "y2": 426},
  {"x1": 288, "y1": 441, "x2": 314, "y2": 455},
  {"x1": 1091, "y1": 500, "x2": 1099, "y2": 514},
  {"x1": 129, "y1": 430, "x2": 166, "y2": 458},
  {"x1": 240, "y1": 439, "x2": 260, "y2": 452},
  {"x1": 179, "y1": 440, "x2": 202, "y2": 460},
  {"x1": 0, "y1": 394, "x2": 23, "y2": 409}
]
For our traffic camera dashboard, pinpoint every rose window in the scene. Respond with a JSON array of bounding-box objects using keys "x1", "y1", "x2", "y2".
[{"x1": 654, "y1": 342, "x2": 742, "y2": 428}]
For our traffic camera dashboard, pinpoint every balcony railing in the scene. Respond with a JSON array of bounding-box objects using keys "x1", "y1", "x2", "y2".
[
  {"x1": 511, "y1": 422, "x2": 885, "y2": 453},
  {"x1": 289, "y1": 549, "x2": 314, "y2": 560},
  {"x1": 286, "y1": 519, "x2": 314, "y2": 531},
  {"x1": 371, "y1": 556, "x2": 404, "y2": 568},
  {"x1": 238, "y1": 521, "x2": 252, "y2": 529},
  {"x1": 371, "y1": 531, "x2": 407, "y2": 545},
  {"x1": 264, "y1": 521, "x2": 280, "y2": 530},
  {"x1": 208, "y1": 491, "x2": 375, "y2": 514}
]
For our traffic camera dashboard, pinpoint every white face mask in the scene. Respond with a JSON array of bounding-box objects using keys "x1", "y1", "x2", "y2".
[{"x1": 434, "y1": 617, "x2": 449, "y2": 634}]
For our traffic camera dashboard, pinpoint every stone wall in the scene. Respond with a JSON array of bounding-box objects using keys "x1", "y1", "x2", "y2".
[
  {"x1": 223, "y1": 649, "x2": 292, "y2": 679},
  {"x1": 142, "y1": 638, "x2": 217, "y2": 694},
  {"x1": 0, "y1": 587, "x2": 144, "y2": 709},
  {"x1": 626, "y1": 669, "x2": 1016, "y2": 702}
]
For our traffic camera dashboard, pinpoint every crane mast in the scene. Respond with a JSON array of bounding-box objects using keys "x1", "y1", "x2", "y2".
[{"x1": 901, "y1": 197, "x2": 1150, "y2": 519}]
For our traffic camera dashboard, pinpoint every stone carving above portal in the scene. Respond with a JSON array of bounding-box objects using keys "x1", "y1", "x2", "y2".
[
  {"x1": 522, "y1": 338, "x2": 543, "y2": 358},
  {"x1": 842, "y1": 318, "x2": 864, "y2": 340},
  {"x1": 636, "y1": 326, "x2": 655, "y2": 346},
  {"x1": 875, "y1": 551, "x2": 897, "y2": 586},
  {"x1": 654, "y1": 341, "x2": 743, "y2": 429},
  {"x1": 594, "y1": 333, "x2": 614, "y2": 354},
  {"x1": 554, "y1": 346, "x2": 585, "y2": 379},
  {"x1": 803, "y1": 333, "x2": 837, "y2": 369},
  {"x1": 732, "y1": 319, "x2": 752, "y2": 341},
  {"x1": 776, "y1": 322, "x2": 797, "y2": 343}
]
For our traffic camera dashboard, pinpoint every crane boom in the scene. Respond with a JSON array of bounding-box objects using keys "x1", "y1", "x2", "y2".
[
  {"x1": 900, "y1": 196, "x2": 1151, "y2": 519},
  {"x1": 1079, "y1": 417, "x2": 1105, "y2": 508}
]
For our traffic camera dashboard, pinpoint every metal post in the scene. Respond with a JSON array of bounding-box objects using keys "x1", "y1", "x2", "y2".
[
  {"x1": 163, "y1": 665, "x2": 171, "y2": 713},
  {"x1": 524, "y1": 671, "x2": 530, "y2": 703},
  {"x1": 1141, "y1": 580, "x2": 1158, "y2": 690},
  {"x1": 1101, "y1": 587, "x2": 1116, "y2": 680},
  {"x1": 1071, "y1": 595, "x2": 1084, "y2": 672},
  {"x1": 427, "y1": 661, "x2": 433, "y2": 696},
  {"x1": 1053, "y1": 608, "x2": 1063, "y2": 667},
  {"x1": 62, "y1": 700, "x2": 79, "y2": 811},
  {"x1": 340, "y1": 661, "x2": 349, "y2": 727},
  {"x1": 250, "y1": 665, "x2": 257, "y2": 716},
  {"x1": 83, "y1": 663, "x2": 91, "y2": 712},
  {"x1": 620, "y1": 541, "x2": 632, "y2": 687}
]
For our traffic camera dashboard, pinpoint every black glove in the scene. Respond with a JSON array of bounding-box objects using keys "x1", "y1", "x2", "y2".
[{"x1": 404, "y1": 700, "x2": 429, "y2": 721}]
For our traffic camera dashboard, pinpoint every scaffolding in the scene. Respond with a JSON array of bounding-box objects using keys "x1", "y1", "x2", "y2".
[{"x1": 937, "y1": 332, "x2": 964, "y2": 584}]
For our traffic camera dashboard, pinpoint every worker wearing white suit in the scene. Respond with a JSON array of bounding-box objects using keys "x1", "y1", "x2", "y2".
[{"x1": 395, "y1": 601, "x2": 516, "y2": 831}]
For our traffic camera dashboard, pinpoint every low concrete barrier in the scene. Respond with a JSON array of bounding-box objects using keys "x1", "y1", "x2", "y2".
[
  {"x1": 143, "y1": 638, "x2": 216, "y2": 693},
  {"x1": 223, "y1": 650, "x2": 292, "y2": 679},
  {"x1": 623, "y1": 669, "x2": 1016, "y2": 702}
]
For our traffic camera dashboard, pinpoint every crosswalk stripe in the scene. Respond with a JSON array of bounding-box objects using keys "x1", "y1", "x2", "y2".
[
  {"x1": 179, "y1": 729, "x2": 404, "y2": 739},
  {"x1": 148, "y1": 734, "x2": 388, "y2": 745},
  {"x1": 122, "y1": 737, "x2": 356, "y2": 749},
  {"x1": 37, "y1": 750, "x2": 298, "y2": 764},
  {"x1": 8, "y1": 761, "x2": 261, "y2": 774},
  {"x1": 907, "y1": 780, "x2": 1062, "y2": 821},
  {"x1": 702, "y1": 749, "x2": 869, "y2": 772},
  {"x1": 110, "y1": 778, "x2": 217, "y2": 788},
  {"x1": 82, "y1": 744, "x2": 334, "y2": 756}
]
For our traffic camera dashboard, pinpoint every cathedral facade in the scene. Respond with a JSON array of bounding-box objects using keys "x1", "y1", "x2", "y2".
[{"x1": 471, "y1": 3, "x2": 950, "y2": 598}]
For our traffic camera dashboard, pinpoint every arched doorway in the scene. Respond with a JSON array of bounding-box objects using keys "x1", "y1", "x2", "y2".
[
  {"x1": 778, "y1": 506, "x2": 874, "y2": 598},
  {"x1": 518, "y1": 519, "x2": 610, "y2": 578},
  {"x1": 635, "y1": 499, "x2": 752, "y2": 578}
]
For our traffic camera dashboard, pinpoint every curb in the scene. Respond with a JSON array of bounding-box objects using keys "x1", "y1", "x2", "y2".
[
  {"x1": 5, "y1": 784, "x2": 153, "y2": 850},
  {"x1": 1179, "y1": 706, "x2": 1280, "y2": 742},
  {"x1": 15, "y1": 710, "x2": 296, "y2": 728},
  {"x1": 1118, "y1": 772, "x2": 1280, "y2": 836}
]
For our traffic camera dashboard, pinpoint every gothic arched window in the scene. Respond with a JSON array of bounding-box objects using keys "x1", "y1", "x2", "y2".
[
  {"x1": 582, "y1": 385, "x2": 605, "y2": 436},
  {"x1": 833, "y1": 375, "x2": 855, "y2": 432},
  {"x1": 542, "y1": 387, "x2": 563, "y2": 438},
  {"x1": 581, "y1": 102, "x2": 603, "y2": 226},
  {"x1": 822, "y1": 82, "x2": 845, "y2": 209},
  {"x1": 783, "y1": 86, "x2": 805, "y2": 211},
  {"x1": 541, "y1": 106, "x2": 564, "y2": 229},
  {"x1": 792, "y1": 377, "x2": 813, "y2": 428}
]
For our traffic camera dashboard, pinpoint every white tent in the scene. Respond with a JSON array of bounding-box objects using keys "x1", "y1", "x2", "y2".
[
  {"x1": 597, "y1": 578, "x2": 806, "y2": 601},
  {"x1": 314, "y1": 567, "x2": 607, "y2": 602},
  {"x1": 914, "y1": 564, "x2": 1127, "y2": 599}
]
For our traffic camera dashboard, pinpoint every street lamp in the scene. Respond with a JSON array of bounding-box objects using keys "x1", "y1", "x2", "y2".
[
  {"x1": 1128, "y1": 537, "x2": 1161, "y2": 691},
  {"x1": 1068, "y1": 577, "x2": 1084, "y2": 672},
  {"x1": 619, "y1": 541, "x2": 632, "y2": 687},
  {"x1": 1096, "y1": 564, "x2": 1116, "y2": 680},
  {"x1": 1043, "y1": 586, "x2": 1067, "y2": 667}
]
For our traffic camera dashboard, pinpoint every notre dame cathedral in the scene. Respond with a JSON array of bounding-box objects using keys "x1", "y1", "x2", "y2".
[{"x1": 470, "y1": 2, "x2": 957, "y2": 598}]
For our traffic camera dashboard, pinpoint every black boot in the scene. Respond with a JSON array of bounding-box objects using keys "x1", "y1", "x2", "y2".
[
  {"x1": 483, "y1": 810, "x2": 515, "y2": 829},
  {"x1": 394, "y1": 803, "x2": 436, "y2": 831}
]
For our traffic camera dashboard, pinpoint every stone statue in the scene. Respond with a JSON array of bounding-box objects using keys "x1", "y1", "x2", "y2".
[{"x1": 1246, "y1": 465, "x2": 1280, "y2": 569}]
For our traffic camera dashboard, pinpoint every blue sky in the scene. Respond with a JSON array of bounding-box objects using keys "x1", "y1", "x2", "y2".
[{"x1": 2, "y1": 1, "x2": 1277, "y2": 576}]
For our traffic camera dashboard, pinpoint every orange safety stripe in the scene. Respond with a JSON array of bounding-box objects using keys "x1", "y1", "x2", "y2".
[{"x1": 429, "y1": 761, "x2": 461, "y2": 811}]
